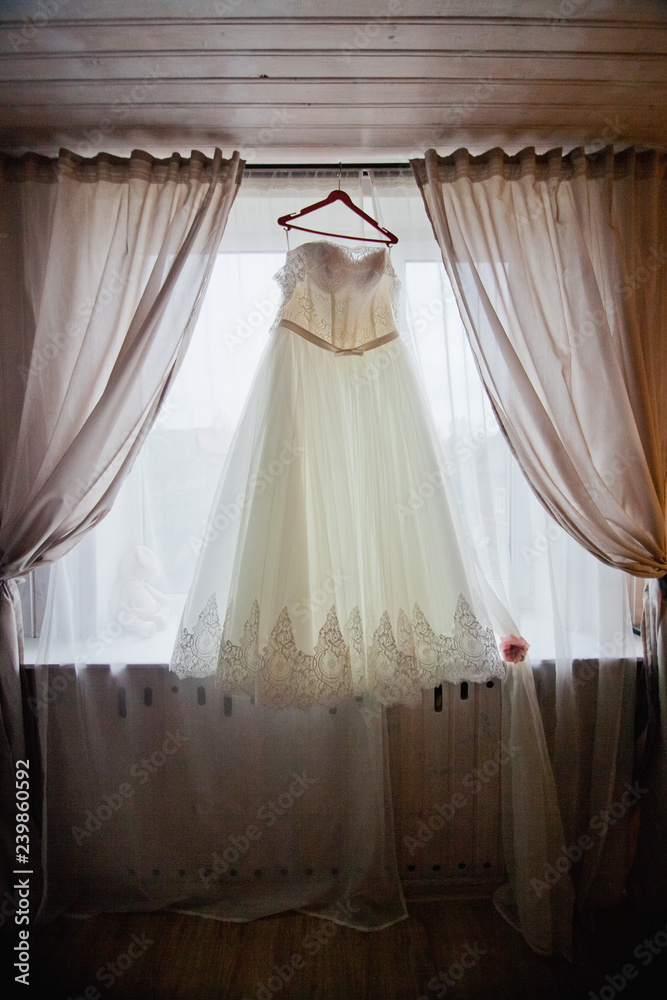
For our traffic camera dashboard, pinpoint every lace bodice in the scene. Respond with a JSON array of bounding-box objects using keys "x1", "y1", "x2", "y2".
[{"x1": 273, "y1": 241, "x2": 401, "y2": 351}]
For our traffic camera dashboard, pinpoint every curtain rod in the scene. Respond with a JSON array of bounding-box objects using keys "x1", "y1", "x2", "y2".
[{"x1": 242, "y1": 162, "x2": 412, "y2": 171}]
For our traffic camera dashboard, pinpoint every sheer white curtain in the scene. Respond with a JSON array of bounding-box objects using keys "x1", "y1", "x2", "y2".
[
  {"x1": 32, "y1": 168, "x2": 636, "y2": 955},
  {"x1": 410, "y1": 147, "x2": 652, "y2": 955},
  {"x1": 0, "y1": 145, "x2": 242, "y2": 911},
  {"x1": 409, "y1": 260, "x2": 636, "y2": 940},
  {"x1": 34, "y1": 170, "x2": 407, "y2": 932}
]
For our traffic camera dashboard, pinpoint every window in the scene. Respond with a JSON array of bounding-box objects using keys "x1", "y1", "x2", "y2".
[{"x1": 23, "y1": 171, "x2": 637, "y2": 668}]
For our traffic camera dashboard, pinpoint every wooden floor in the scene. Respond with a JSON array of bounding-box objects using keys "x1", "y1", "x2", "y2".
[{"x1": 13, "y1": 897, "x2": 666, "y2": 999}]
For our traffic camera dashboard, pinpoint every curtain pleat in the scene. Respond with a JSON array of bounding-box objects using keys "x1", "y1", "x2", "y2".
[
  {"x1": 0, "y1": 146, "x2": 244, "y2": 913},
  {"x1": 412, "y1": 144, "x2": 667, "y2": 955}
]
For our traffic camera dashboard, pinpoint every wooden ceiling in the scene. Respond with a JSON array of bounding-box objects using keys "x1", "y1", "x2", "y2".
[{"x1": 1, "y1": 0, "x2": 666, "y2": 162}]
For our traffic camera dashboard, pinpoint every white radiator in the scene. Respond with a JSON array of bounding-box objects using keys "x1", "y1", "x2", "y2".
[
  {"x1": 388, "y1": 679, "x2": 505, "y2": 897},
  {"x1": 29, "y1": 664, "x2": 505, "y2": 901}
]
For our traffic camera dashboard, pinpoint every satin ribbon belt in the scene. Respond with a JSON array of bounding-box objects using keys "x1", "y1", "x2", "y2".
[{"x1": 279, "y1": 318, "x2": 400, "y2": 356}]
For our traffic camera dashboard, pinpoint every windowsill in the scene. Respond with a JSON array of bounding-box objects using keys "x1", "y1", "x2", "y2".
[
  {"x1": 21, "y1": 636, "x2": 643, "y2": 668},
  {"x1": 21, "y1": 627, "x2": 182, "y2": 667},
  {"x1": 20, "y1": 592, "x2": 643, "y2": 666}
]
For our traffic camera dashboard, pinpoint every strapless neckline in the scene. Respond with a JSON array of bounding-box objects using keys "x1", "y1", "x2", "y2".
[{"x1": 285, "y1": 240, "x2": 390, "y2": 262}]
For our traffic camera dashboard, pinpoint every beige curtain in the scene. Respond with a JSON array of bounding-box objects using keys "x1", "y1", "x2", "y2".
[
  {"x1": 0, "y1": 147, "x2": 243, "y2": 899},
  {"x1": 412, "y1": 145, "x2": 667, "y2": 954}
]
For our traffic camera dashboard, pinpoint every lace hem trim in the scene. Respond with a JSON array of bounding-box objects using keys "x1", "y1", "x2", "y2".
[{"x1": 170, "y1": 593, "x2": 504, "y2": 709}]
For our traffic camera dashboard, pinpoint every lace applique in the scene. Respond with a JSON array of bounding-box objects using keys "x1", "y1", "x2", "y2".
[
  {"x1": 170, "y1": 593, "x2": 222, "y2": 678},
  {"x1": 259, "y1": 606, "x2": 308, "y2": 708},
  {"x1": 218, "y1": 599, "x2": 260, "y2": 696},
  {"x1": 272, "y1": 241, "x2": 402, "y2": 351},
  {"x1": 257, "y1": 605, "x2": 355, "y2": 710},
  {"x1": 274, "y1": 241, "x2": 400, "y2": 299},
  {"x1": 343, "y1": 606, "x2": 365, "y2": 685},
  {"x1": 211, "y1": 593, "x2": 503, "y2": 709}
]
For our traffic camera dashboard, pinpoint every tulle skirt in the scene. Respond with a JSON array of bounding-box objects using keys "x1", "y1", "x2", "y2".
[{"x1": 169, "y1": 323, "x2": 503, "y2": 707}]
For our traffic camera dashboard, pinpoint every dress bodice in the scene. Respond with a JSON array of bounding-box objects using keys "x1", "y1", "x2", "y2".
[{"x1": 273, "y1": 241, "x2": 400, "y2": 351}]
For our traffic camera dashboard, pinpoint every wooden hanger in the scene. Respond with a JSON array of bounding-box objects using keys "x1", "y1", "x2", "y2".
[{"x1": 277, "y1": 165, "x2": 398, "y2": 246}]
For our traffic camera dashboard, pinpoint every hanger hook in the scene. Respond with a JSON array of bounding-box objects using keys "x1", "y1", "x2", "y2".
[{"x1": 338, "y1": 162, "x2": 341, "y2": 191}]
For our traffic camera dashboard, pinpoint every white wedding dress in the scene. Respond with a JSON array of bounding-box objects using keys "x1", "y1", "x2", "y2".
[{"x1": 170, "y1": 241, "x2": 504, "y2": 707}]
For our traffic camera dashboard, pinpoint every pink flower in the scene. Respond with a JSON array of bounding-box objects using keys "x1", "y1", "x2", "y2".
[{"x1": 499, "y1": 634, "x2": 530, "y2": 664}]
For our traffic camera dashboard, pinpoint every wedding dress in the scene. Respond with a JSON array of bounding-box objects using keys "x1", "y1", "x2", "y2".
[{"x1": 169, "y1": 241, "x2": 504, "y2": 707}]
